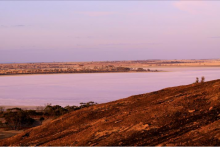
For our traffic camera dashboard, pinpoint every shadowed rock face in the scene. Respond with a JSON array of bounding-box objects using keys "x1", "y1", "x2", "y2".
[{"x1": 1, "y1": 79, "x2": 220, "y2": 146}]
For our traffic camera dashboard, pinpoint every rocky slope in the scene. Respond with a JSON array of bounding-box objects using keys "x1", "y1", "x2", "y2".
[{"x1": 1, "y1": 79, "x2": 220, "y2": 146}]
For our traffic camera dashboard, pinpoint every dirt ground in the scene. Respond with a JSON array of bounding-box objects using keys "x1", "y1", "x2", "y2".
[{"x1": 0, "y1": 129, "x2": 23, "y2": 140}]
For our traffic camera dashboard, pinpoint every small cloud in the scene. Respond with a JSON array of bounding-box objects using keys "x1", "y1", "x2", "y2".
[
  {"x1": 173, "y1": 0, "x2": 209, "y2": 14},
  {"x1": 101, "y1": 43, "x2": 129, "y2": 46},
  {"x1": 99, "y1": 43, "x2": 158, "y2": 46},
  {"x1": 78, "y1": 11, "x2": 115, "y2": 17},
  {"x1": 0, "y1": 25, "x2": 7, "y2": 28},
  {"x1": 210, "y1": 36, "x2": 220, "y2": 39},
  {"x1": 73, "y1": 36, "x2": 94, "y2": 39},
  {"x1": 13, "y1": 25, "x2": 25, "y2": 27},
  {"x1": 0, "y1": 25, "x2": 26, "y2": 28}
]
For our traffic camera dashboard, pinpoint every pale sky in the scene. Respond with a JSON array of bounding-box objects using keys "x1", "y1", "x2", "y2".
[{"x1": 0, "y1": 1, "x2": 220, "y2": 63}]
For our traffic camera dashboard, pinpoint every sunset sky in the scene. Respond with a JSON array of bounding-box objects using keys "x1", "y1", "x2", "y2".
[{"x1": 0, "y1": 1, "x2": 220, "y2": 63}]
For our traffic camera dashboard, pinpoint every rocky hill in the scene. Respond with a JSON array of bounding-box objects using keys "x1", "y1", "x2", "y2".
[{"x1": 1, "y1": 79, "x2": 220, "y2": 146}]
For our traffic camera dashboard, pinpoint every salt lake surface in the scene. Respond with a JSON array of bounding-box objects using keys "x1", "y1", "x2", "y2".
[{"x1": 0, "y1": 67, "x2": 220, "y2": 106}]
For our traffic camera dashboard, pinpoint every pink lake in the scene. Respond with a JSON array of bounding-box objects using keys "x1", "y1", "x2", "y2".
[{"x1": 0, "y1": 67, "x2": 220, "y2": 106}]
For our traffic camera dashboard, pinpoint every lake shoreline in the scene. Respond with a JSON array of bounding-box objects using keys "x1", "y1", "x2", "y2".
[
  {"x1": 0, "y1": 105, "x2": 40, "y2": 110},
  {"x1": 0, "y1": 70, "x2": 164, "y2": 77},
  {"x1": 1, "y1": 66, "x2": 219, "y2": 77}
]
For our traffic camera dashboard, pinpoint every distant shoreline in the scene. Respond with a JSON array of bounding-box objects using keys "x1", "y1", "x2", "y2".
[
  {"x1": 0, "y1": 105, "x2": 40, "y2": 110},
  {"x1": 1, "y1": 59, "x2": 220, "y2": 76},
  {"x1": 1, "y1": 66, "x2": 220, "y2": 77},
  {"x1": 0, "y1": 70, "x2": 164, "y2": 77}
]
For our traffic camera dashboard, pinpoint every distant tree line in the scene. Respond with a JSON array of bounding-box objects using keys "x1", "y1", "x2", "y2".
[
  {"x1": 1, "y1": 108, "x2": 34, "y2": 130},
  {"x1": 0, "y1": 101, "x2": 97, "y2": 130}
]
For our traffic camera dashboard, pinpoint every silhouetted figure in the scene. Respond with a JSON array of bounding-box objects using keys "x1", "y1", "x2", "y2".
[
  {"x1": 201, "y1": 76, "x2": 205, "y2": 83},
  {"x1": 195, "y1": 77, "x2": 199, "y2": 83}
]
